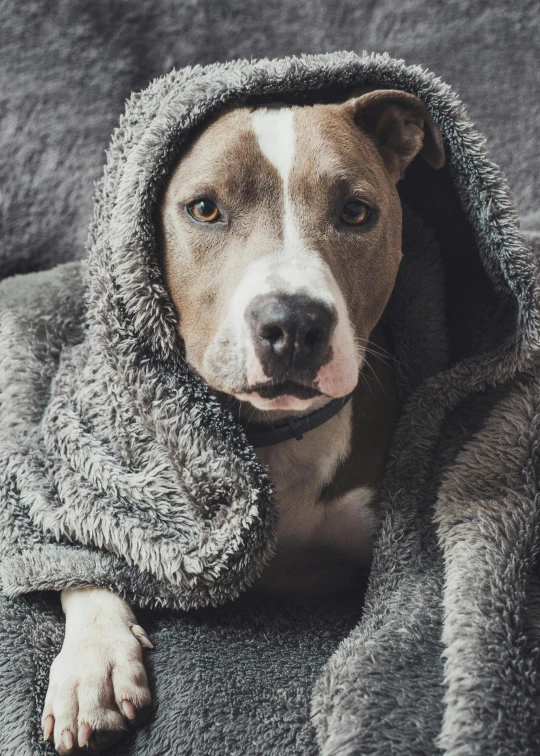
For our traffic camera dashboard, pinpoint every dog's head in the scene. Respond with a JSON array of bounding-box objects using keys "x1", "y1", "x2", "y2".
[{"x1": 160, "y1": 91, "x2": 444, "y2": 412}]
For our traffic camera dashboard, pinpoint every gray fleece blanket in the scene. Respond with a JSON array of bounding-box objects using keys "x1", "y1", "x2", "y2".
[{"x1": 2, "y1": 51, "x2": 540, "y2": 755}]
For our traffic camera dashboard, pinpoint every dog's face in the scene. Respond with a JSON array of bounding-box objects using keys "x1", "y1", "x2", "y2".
[{"x1": 160, "y1": 91, "x2": 443, "y2": 411}]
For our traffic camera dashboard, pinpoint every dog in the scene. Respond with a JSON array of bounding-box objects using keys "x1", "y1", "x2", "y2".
[{"x1": 41, "y1": 90, "x2": 444, "y2": 753}]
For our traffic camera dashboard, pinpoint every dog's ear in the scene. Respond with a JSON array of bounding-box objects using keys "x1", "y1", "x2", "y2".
[{"x1": 347, "y1": 89, "x2": 445, "y2": 180}]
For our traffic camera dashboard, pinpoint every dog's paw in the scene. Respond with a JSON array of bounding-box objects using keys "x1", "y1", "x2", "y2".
[{"x1": 42, "y1": 615, "x2": 152, "y2": 754}]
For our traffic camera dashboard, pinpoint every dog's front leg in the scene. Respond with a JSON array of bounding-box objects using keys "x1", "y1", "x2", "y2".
[{"x1": 42, "y1": 587, "x2": 152, "y2": 754}]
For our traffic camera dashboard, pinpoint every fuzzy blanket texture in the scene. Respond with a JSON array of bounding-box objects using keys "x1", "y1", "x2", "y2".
[{"x1": 1, "y1": 5, "x2": 540, "y2": 756}]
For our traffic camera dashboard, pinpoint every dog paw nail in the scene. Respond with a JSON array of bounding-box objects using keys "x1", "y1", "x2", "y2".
[
  {"x1": 42, "y1": 714, "x2": 54, "y2": 741},
  {"x1": 62, "y1": 729, "x2": 75, "y2": 749},
  {"x1": 121, "y1": 700, "x2": 137, "y2": 720},
  {"x1": 78, "y1": 722, "x2": 93, "y2": 747},
  {"x1": 131, "y1": 624, "x2": 154, "y2": 649}
]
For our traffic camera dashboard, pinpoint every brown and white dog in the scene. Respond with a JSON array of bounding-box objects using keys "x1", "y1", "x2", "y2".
[{"x1": 42, "y1": 91, "x2": 444, "y2": 753}]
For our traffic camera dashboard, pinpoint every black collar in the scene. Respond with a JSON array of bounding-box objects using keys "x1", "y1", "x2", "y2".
[{"x1": 236, "y1": 391, "x2": 355, "y2": 448}]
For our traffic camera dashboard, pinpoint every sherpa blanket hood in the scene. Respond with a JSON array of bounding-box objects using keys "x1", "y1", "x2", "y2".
[{"x1": 2, "y1": 51, "x2": 540, "y2": 755}]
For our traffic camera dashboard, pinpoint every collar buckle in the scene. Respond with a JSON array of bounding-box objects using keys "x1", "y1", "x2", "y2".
[{"x1": 285, "y1": 416, "x2": 304, "y2": 441}]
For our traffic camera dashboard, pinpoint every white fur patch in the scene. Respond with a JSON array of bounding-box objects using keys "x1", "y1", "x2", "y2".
[
  {"x1": 42, "y1": 588, "x2": 151, "y2": 750},
  {"x1": 252, "y1": 107, "x2": 295, "y2": 183},
  {"x1": 320, "y1": 486, "x2": 377, "y2": 563}
]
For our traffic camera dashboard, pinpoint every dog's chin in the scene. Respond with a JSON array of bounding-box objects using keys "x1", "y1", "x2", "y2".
[
  {"x1": 205, "y1": 369, "x2": 359, "y2": 413},
  {"x1": 233, "y1": 379, "x2": 324, "y2": 411},
  {"x1": 234, "y1": 391, "x2": 321, "y2": 412}
]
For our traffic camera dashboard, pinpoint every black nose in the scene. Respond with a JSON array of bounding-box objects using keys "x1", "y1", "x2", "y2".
[{"x1": 247, "y1": 293, "x2": 337, "y2": 382}]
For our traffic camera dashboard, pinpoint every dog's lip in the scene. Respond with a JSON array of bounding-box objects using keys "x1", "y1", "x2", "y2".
[{"x1": 243, "y1": 380, "x2": 323, "y2": 400}]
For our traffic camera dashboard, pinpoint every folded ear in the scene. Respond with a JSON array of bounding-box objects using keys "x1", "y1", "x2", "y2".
[{"x1": 347, "y1": 89, "x2": 445, "y2": 181}]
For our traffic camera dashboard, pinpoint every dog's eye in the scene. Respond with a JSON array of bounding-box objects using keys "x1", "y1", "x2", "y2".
[
  {"x1": 340, "y1": 201, "x2": 371, "y2": 225},
  {"x1": 187, "y1": 199, "x2": 221, "y2": 223}
]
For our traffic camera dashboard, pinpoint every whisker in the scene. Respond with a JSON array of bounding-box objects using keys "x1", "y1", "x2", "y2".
[
  {"x1": 356, "y1": 369, "x2": 374, "y2": 396},
  {"x1": 355, "y1": 338, "x2": 393, "y2": 361},
  {"x1": 362, "y1": 360, "x2": 386, "y2": 394},
  {"x1": 353, "y1": 336, "x2": 403, "y2": 371},
  {"x1": 355, "y1": 336, "x2": 392, "y2": 355}
]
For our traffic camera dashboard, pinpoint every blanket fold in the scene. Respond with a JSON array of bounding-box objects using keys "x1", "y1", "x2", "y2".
[{"x1": 1, "y1": 51, "x2": 540, "y2": 755}]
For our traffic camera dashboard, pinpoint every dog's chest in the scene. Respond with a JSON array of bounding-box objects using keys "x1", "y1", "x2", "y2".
[
  {"x1": 255, "y1": 401, "x2": 379, "y2": 592},
  {"x1": 269, "y1": 403, "x2": 376, "y2": 550}
]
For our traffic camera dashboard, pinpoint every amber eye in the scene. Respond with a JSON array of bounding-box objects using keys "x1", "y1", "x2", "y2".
[
  {"x1": 187, "y1": 199, "x2": 221, "y2": 223},
  {"x1": 340, "y1": 200, "x2": 371, "y2": 226}
]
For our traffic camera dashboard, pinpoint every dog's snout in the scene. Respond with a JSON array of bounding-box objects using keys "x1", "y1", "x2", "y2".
[{"x1": 248, "y1": 293, "x2": 336, "y2": 380}]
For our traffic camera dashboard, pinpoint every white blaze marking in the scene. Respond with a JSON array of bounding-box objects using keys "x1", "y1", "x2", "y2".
[
  {"x1": 252, "y1": 107, "x2": 304, "y2": 255},
  {"x1": 252, "y1": 107, "x2": 295, "y2": 183}
]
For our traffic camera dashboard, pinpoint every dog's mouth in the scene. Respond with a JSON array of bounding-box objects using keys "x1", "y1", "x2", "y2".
[{"x1": 244, "y1": 380, "x2": 323, "y2": 400}]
